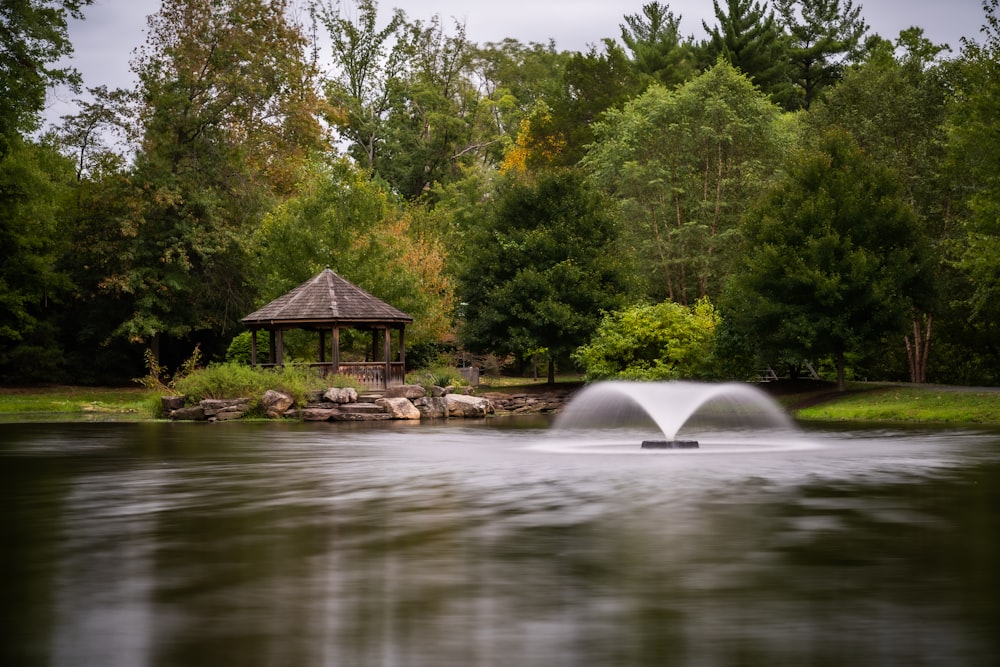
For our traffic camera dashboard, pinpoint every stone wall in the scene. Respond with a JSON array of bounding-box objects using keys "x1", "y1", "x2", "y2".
[
  {"x1": 166, "y1": 384, "x2": 581, "y2": 422},
  {"x1": 167, "y1": 384, "x2": 495, "y2": 422}
]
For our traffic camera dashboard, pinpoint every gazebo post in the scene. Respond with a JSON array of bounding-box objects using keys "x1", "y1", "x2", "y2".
[
  {"x1": 250, "y1": 329, "x2": 258, "y2": 368},
  {"x1": 275, "y1": 329, "x2": 284, "y2": 366},
  {"x1": 383, "y1": 325, "x2": 391, "y2": 385},
  {"x1": 398, "y1": 326, "x2": 405, "y2": 366},
  {"x1": 331, "y1": 326, "x2": 340, "y2": 375},
  {"x1": 319, "y1": 330, "x2": 327, "y2": 364},
  {"x1": 268, "y1": 329, "x2": 277, "y2": 367}
]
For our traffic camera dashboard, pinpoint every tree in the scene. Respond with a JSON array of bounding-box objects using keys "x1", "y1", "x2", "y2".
[
  {"x1": 700, "y1": 0, "x2": 790, "y2": 102},
  {"x1": 0, "y1": 138, "x2": 75, "y2": 381},
  {"x1": 0, "y1": 0, "x2": 92, "y2": 152},
  {"x1": 573, "y1": 298, "x2": 721, "y2": 381},
  {"x1": 252, "y1": 158, "x2": 454, "y2": 344},
  {"x1": 313, "y1": 0, "x2": 407, "y2": 171},
  {"x1": 727, "y1": 129, "x2": 933, "y2": 390},
  {"x1": 584, "y1": 62, "x2": 786, "y2": 305},
  {"x1": 619, "y1": 2, "x2": 698, "y2": 87},
  {"x1": 458, "y1": 170, "x2": 634, "y2": 383},
  {"x1": 945, "y1": 0, "x2": 1000, "y2": 383},
  {"x1": 809, "y1": 29, "x2": 955, "y2": 382},
  {"x1": 97, "y1": 0, "x2": 326, "y2": 361},
  {"x1": 775, "y1": 0, "x2": 869, "y2": 109}
]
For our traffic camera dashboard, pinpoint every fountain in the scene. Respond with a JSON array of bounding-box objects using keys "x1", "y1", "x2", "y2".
[{"x1": 551, "y1": 380, "x2": 798, "y2": 450}]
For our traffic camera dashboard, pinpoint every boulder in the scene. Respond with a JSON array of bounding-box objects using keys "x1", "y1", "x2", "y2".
[
  {"x1": 383, "y1": 384, "x2": 426, "y2": 400},
  {"x1": 262, "y1": 389, "x2": 294, "y2": 418},
  {"x1": 413, "y1": 396, "x2": 448, "y2": 419},
  {"x1": 445, "y1": 393, "x2": 494, "y2": 418},
  {"x1": 161, "y1": 395, "x2": 187, "y2": 412},
  {"x1": 171, "y1": 405, "x2": 206, "y2": 421},
  {"x1": 301, "y1": 407, "x2": 338, "y2": 421},
  {"x1": 323, "y1": 387, "x2": 358, "y2": 404},
  {"x1": 377, "y1": 397, "x2": 422, "y2": 420},
  {"x1": 200, "y1": 398, "x2": 251, "y2": 417}
]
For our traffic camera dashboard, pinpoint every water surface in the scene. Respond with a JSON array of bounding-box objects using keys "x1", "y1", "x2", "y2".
[{"x1": 2, "y1": 419, "x2": 999, "y2": 666}]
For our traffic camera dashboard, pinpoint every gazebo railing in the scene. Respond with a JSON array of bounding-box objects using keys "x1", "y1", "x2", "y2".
[{"x1": 309, "y1": 362, "x2": 406, "y2": 389}]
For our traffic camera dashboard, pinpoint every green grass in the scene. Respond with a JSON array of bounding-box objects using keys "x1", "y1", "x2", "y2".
[
  {"x1": 0, "y1": 386, "x2": 154, "y2": 417},
  {"x1": 794, "y1": 386, "x2": 1000, "y2": 424}
]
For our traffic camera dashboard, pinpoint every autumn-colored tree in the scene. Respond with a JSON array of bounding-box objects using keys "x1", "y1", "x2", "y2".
[{"x1": 95, "y1": 0, "x2": 326, "y2": 361}]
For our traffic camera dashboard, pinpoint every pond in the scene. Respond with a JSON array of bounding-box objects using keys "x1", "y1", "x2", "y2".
[{"x1": 2, "y1": 413, "x2": 999, "y2": 666}]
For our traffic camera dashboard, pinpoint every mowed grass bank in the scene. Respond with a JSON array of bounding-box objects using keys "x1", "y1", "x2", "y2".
[
  {"x1": 792, "y1": 384, "x2": 1000, "y2": 425},
  {"x1": 0, "y1": 386, "x2": 154, "y2": 418}
]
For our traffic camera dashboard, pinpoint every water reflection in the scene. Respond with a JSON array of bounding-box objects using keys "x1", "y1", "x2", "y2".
[{"x1": 1, "y1": 420, "x2": 999, "y2": 666}]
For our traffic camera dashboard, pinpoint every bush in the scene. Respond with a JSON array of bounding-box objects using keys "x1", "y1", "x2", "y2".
[
  {"x1": 225, "y1": 331, "x2": 271, "y2": 365},
  {"x1": 172, "y1": 363, "x2": 362, "y2": 409},
  {"x1": 573, "y1": 298, "x2": 721, "y2": 381},
  {"x1": 405, "y1": 366, "x2": 466, "y2": 393}
]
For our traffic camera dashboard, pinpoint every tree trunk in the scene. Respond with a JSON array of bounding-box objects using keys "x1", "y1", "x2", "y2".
[
  {"x1": 547, "y1": 357, "x2": 555, "y2": 385},
  {"x1": 904, "y1": 313, "x2": 933, "y2": 384},
  {"x1": 836, "y1": 349, "x2": 847, "y2": 392}
]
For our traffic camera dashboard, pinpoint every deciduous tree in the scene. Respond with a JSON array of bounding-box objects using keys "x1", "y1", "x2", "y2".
[{"x1": 727, "y1": 129, "x2": 932, "y2": 390}]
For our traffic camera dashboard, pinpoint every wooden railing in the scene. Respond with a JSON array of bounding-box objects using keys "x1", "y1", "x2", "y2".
[{"x1": 308, "y1": 362, "x2": 406, "y2": 389}]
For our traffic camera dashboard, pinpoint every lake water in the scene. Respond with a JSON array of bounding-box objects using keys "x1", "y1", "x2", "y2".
[{"x1": 2, "y1": 417, "x2": 999, "y2": 666}]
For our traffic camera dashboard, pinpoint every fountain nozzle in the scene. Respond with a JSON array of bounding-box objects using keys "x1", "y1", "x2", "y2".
[{"x1": 641, "y1": 440, "x2": 699, "y2": 449}]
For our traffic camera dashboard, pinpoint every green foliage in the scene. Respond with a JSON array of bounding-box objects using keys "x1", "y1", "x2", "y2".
[
  {"x1": 0, "y1": 0, "x2": 91, "y2": 144},
  {"x1": 700, "y1": 0, "x2": 789, "y2": 102},
  {"x1": 727, "y1": 128, "x2": 933, "y2": 389},
  {"x1": 225, "y1": 331, "x2": 270, "y2": 365},
  {"x1": 775, "y1": 0, "x2": 869, "y2": 109},
  {"x1": 0, "y1": 137, "x2": 75, "y2": 381},
  {"x1": 585, "y1": 62, "x2": 786, "y2": 304},
  {"x1": 618, "y1": 2, "x2": 697, "y2": 86},
  {"x1": 405, "y1": 366, "x2": 466, "y2": 392},
  {"x1": 573, "y1": 298, "x2": 721, "y2": 381},
  {"x1": 172, "y1": 363, "x2": 360, "y2": 407},
  {"x1": 458, "y1": 169, "x2": 635, "y2": 381},
  {"x1": 251, "y1": 158, "x2": 454, "y2": 345},
  {"x1": 134, "y1": 345, "x2": 203, "y2": 395}
]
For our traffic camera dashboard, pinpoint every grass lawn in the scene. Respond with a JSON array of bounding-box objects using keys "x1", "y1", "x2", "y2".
[
  {"x1": 793, "y1": 384, "x2": 1000, "y2": 425},
  {"x1": 0, "y1": 385, "x2": 154, "y2": 417}
]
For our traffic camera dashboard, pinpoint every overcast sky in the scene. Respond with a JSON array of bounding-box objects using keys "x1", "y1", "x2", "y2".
[{"x1": 46, "y1": 0, "x2": 989, "y2": 127}]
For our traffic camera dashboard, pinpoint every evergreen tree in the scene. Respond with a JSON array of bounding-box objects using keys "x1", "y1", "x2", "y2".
[
  {"x1": 701, "y1": 0, "x2": 790, "y2": 101},
  {"x1": 775, "y1": 0, "x2": 868, "y2": 109}
]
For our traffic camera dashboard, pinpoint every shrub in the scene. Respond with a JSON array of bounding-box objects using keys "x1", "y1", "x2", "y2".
[
  {"x1": 573, "y1": 298, "x2": 721, "y2": 381},
  {"x1": 406, "y1": 366, "x2": 466, "y2": 392},
  {"x1": 173, "y1": 363, "x2": 363, "y2": 408},
  {"x1": 225, "y1": 331, "x2": 270, "y2": 365}
]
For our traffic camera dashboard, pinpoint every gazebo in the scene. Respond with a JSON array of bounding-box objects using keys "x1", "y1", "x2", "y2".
[{"x1": 241, "y1": 267, "x2": 413, "y2": 389}]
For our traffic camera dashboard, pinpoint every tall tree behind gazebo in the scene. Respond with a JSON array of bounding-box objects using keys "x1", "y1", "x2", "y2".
[{"x1": 242, "y1": 267, "x2": 413, "y2": 389}]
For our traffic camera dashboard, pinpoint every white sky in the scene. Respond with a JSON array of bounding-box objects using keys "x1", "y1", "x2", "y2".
[{"x1": 45, "y1": 0, "x2": 989, "y2": 127}]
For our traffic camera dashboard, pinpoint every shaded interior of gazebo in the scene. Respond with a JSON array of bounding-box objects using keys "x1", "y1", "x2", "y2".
[{"x1": 241, "y1": 268, "x2": 413, "y2": 389}]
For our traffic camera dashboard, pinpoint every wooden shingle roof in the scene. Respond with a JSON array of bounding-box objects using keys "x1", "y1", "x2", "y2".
[{"x1": 242, "y1": 268, "x2": 412, "y2": 326}]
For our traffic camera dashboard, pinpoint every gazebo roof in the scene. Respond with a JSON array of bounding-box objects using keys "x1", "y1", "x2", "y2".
[{"x1": 242, "y1": 268, "x2": 413, "y2": 327}]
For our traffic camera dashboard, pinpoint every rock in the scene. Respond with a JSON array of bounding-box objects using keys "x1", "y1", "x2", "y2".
[
  {"x1": 383, "y1": 384, "x2": 426, "y2": 399},
  {"x1": 262, "y1": 389, "x2": 294, "y2": 418},
  {"x1": 212, "y1": 410, "x2": 244, "y2": 421},
  {"x1": 200, "y1": 398, "x2": 251, "y2": 417},
  {"x1": 171, "y1": 405, "x2": 206, "y2": 421},
  {"x1": 301, "y1": 407, "x2": 338, "y2": 421},
  {"x1": 346, "y1": 402, "x2": 387, "y2": 414},
  {"x1": 323, "y1": 387, "x2": 358, "y2": 404},
  {"x1": 413, "y1": 396, "x2": 448, "y2": 419},
  {"x1": 445, "y1": 393, "x2": 494, "y2": 418},
  {"x1": 161, "y1": 395, "x2": 187, "y2": 412},
  {"x1": 377, "y1": 397, "x2": 421, "y2": 420},
  {"x1": 330, "y1": 412, "x2": 393, "y2": 421},
  {"x1": 431, "y1": 386, "x2": 448, "y2": 398}
]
